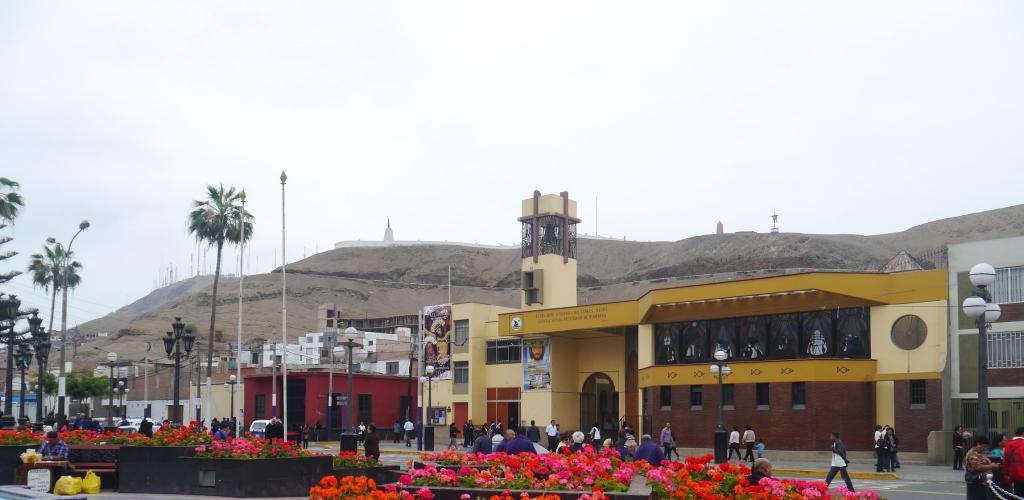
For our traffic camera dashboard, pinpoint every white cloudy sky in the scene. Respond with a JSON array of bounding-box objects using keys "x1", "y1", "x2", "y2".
[{"x1": 2, "y1": 1, "x2": 1023, "y2": 326}]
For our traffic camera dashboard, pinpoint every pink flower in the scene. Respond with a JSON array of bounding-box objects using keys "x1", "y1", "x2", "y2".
[{"x1": 416, "y1": 487, "x2": 433, "y2": 500}]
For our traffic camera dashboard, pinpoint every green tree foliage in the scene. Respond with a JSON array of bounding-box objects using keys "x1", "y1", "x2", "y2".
[
  {"x1": 27, "y1": 244, "x2": 82, "y2": 334},
  {"x1": 0, "y1": 178, "x2": 23, "y2": 286},
  {"x1": 66, "y1": 371, "x2": 111, "y2": 401},
  {"x1": 38, "y1": 371, "x2": 58, "y2": 395},
  {"x1": 187, "y1": 184, "x2": 252, "y2": 405}
]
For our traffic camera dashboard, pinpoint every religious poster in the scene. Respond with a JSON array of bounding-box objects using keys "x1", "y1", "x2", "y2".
[
  {"x1": 422, "y1": 304, "x2": 452, "y2": 380},
  {"x1": 523, "y1": 337, "x2": 551, "y2": 390}
]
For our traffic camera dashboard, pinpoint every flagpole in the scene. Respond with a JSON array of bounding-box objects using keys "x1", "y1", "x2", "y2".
[
  {"x1": 236, "y1": 190, "x2": 246, "y2": 437},
  {"x1": 280, "y1": 171, "x2": 289, "y2": 441}
]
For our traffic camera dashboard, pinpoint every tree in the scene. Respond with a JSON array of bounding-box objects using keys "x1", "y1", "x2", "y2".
[
  {"x1": 187, "y1": 184, "x2": 252, "y2": 423},
  {"x1": 66, "y1": 371, "x2": 110, "y2": 401},
  {"x1": 27, "y1": 244, "x2": 82, "y2": 335},
  {"x1": 215, "y1": 330, "x2": 224, "y2": 343},
  {"x1": 0, "y1": 178, "x2": 23, "y2": 286},
  {"x1": 38, "y1": 371, "x2": 58, "y2": 395}
]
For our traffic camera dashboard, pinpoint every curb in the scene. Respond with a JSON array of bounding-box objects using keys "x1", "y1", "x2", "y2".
[{"x1": 773, "y1": 468, "x2": 899, "y2": 481}]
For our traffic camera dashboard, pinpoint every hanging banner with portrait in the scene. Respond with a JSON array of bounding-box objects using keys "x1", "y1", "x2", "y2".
[
  {"x1": 523, "y1": 337, "x2": 551, "y2": 390},
  {"x1": 422, "y1": 304, "x2": 452, "y2": 380}
]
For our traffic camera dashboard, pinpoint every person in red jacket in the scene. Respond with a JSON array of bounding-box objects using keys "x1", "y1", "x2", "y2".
[{"x1": 1002, "y1": 427, "x2": 1024, "y2": 495}]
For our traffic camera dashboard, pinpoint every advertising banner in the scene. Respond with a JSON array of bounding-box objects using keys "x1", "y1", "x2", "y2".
[
  {"x1": 422, "y1": 304, "x2": 452, "y2": 380},
  {"x1": 523, "y1": 337, "x2": 551, "y2": 390}
]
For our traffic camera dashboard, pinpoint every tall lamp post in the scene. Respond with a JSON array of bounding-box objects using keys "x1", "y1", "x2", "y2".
[
  {"x1": 962, "y1": 263, "x2": 1001, "y2": 440},
  {"x1": 15, "y1": 343, "x2": 33, "y2": 425},
  {"x1": 163, "y1": 317, "x2": 196, "y2": 425},
  {"x1": 709, "y1": 349, "x2": 732, "y2": 464},
  {"x1": 419, "y1": 364, "x2": 436, "y2": 451},
  {"x1": 56, "y1": 220, "x2": 90, "y2": 420},
  {"x1": 1, "y1": 294, "x2": 22, "y2": 417},
  {"x1": 116, "y1": 381, "x2": 125, "y2": 418},
  {"x1": 223, "y1": 375, "x2": 237, "y2": 429},
  {"x1": 29, "y1": 312, "x2": 50, "y2": 423},
  {"x1": 326, "y1": 345, "x2": 344, "y2": 440},
  {"x1": 104, "y1": 352, "x2": 117, "y2": 423},
  {"x1": 337, "y1": 326, "x2": 366, "y2": 452}
]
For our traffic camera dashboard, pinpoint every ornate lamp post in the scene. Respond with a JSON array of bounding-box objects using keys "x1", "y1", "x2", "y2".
[
  {"x1": 223, "y1": 375, "x2": 237, "y2": 428},
  {"x1": 1, "y1": 294, "x2": 22, "y2": 416},
  {"x1": 709, "y1": 349, "x2": 732, "y2": 464},
  {"x1": 104, "y1": 352, "x2": 117, "y2": 422},
  {"x1": 163, "y1": 317, "x2": 195, "y2": 424},
  {"x1": 29, "y1": 312, "x2": 51, "y2": 423},
  {"x1": 419, "y1": 364, "x2": 436, "y2": 451},
  {"x1": 962, "y1": 263, "x2": 1001, "y2": 439},
  {"x1": 326, "y1": 345, "x2": 343, "y2": 439},
  {"x1": 15, "y1": 342, "x2": 33, "y2": 424}
]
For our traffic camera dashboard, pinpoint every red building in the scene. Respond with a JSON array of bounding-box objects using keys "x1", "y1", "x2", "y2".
[{"x1": 243, "y1": 370, "x2": 417, "y2": 435}]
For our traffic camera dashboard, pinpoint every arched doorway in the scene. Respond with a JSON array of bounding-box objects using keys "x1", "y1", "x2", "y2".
[{"x1": 580, "y1": 373, "x2": 617, "y2": 435}]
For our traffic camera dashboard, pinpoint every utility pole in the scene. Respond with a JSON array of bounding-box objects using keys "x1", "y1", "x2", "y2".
[{"x1": 144, "y1": 342, "x2": 150, "y2": 418}]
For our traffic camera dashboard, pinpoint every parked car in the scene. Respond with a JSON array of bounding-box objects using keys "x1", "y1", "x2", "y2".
[{"x1": 249, "y1": 419, "x2": 271, "y2": 438}]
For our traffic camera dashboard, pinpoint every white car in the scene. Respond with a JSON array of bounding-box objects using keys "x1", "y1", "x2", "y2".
[{"x1": 249, "y1": 419, "x2": 271, "y2": 438}]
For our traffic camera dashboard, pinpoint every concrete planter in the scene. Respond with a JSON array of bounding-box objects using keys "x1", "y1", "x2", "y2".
[
  {"x1": 334, "y1": 465, "x2": 401, "y2": 485},
  {"x1": 116, "y1": 445, "x2": 196, "y2": 494},
  {"x1": 183, "y1": 456, "x2": 333, "y2": 497},
  {"x1": 0, "y1": 445, "x2": 33, "y2": 485}
]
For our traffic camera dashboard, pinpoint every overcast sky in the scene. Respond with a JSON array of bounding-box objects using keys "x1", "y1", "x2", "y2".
[{"x1": 2, "y1": 1, "x2": 1023, "y2": 326}]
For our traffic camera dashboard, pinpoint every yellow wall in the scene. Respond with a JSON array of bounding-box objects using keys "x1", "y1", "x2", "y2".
[
  {"x1": 876, "y1": 381, "x2": 895, "y2": 427},
  {"x1": 521, "y1": 254, "x2": 578, "y2": 311},
  {"x1": 870, "y1": 300, "x2": 948, "y2": 375},
  {"x1": 521, "y1": 194, "x2": 578, "y2": 219},
  {"x1": 188, "y1": 384, "x2": 243, "y2": 422}
]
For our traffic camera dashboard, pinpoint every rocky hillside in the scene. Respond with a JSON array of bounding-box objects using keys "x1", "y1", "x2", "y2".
[{"x1": 72, "y1": 203, "x2": 1024, "y2": 366}]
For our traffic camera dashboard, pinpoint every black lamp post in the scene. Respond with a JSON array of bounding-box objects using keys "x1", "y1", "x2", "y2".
[
  {"x1": 28, "y1": 312, "x2": 50, "y2": 423},
  {"x1": 710, "y1": 349, "x2": 732, "y2": 464},
  {"x1": 962, "y1": 263, "x2": 1001, "y2": 440},
  {"x1": 1, "y1": 294, "x2": 22, "y2": 416},
  {"x1": 223, "y1": 375, "x2": 237, "y2": 429},
  {"x1": 104, "y1": 351, "x2": 117, "y2": 423},
  {"x1": 15, "y1": 342, "x2": 33, "y2": 424},
  {"x1": 163, "y1": 317, "x2": 195, "y2": 425}
]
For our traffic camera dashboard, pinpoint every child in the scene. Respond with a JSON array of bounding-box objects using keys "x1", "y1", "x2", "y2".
[{"x1": 756, "y1": 439, "x2": 765, "y2": 458}]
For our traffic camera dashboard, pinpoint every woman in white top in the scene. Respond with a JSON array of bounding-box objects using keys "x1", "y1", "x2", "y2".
[
  {"x1": 589, "y1": 423, "x2": 602, "y2": 450},
  {"x1": 728, "y1": 426, "x2": 742, "y2": 461}
]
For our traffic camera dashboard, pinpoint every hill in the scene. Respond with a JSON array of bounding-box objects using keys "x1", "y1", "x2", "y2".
[{"x1": 72, "y1": 203, "x2": 1024, "y2": 366}]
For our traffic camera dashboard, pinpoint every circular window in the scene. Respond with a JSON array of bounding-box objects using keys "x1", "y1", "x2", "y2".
[{"x1": 891, "y1": 315, "x2": 927, "y2": 350}]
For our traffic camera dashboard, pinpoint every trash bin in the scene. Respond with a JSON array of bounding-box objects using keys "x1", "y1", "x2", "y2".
[
  {"x1": 340, "y1": 432, "x2": 359, "y2": 453},
  {"x1": 423, "y1": 426, "x2": 435, "y2": 451}
]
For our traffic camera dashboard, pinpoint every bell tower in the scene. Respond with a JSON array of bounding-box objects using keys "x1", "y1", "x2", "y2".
[{"x1": 519, "y1": 191, "x2": 579, "y2": 310}]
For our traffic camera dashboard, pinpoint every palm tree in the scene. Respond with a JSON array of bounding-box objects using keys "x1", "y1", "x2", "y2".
[
  {"x1": 27, "y1": 244, "x2": 82, "y2": 334},
  {"x1": 0, "y1": 178, "x2": 23, "y2": 224},
  {"x1": 187, "y1": 184, "x2": 252, "y2": 423}
]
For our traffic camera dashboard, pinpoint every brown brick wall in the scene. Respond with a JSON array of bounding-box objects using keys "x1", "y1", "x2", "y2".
[
  {"x1": 990, "y1": 369, "x2": 1024, "y2": 387},
  {"x1": 892, "y1": 379, "x2": 942, "y2": 452},
  {"x1": 654, "y1": 382, "x2": 875, "y2": 451}
]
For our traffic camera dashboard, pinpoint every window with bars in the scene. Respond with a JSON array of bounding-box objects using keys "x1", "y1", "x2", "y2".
[
  {"x1": 386, "y1": 361, "x2": 399, "y2": 375},
  {"x1": 690, "y1": 386, "x2": 703, "y2": 408},
  {"x1": 993, "y1": 266, "x2": 1024, "y2": 305},
  {"x1": 454, "y1": 320, "x2": 469, "y2": 346},
  {"x1": 454, "y1": 361, "x2": 469, "y2": 384},
  {"x1": 756, "y1": 383, "x2": 770, "y2": 408},
  {"x1": 988, "y1": 331, "x2": 1024, "y2": 368},
  {"x1": 910, "y1": 380, "x2": 927, "y2": 406}
]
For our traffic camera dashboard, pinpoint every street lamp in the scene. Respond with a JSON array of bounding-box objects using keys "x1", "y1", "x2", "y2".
[
  {"x1": 1, "y1": 294, "x2": 22, "y2": 416},
  {"x1": 963, "y1": 263, "x2": 1001, "y2": 440},
  {"x1": 29, "y1": 312, "x2": 51, "y2": 424},
  {"x1": 223, "y1": 375, "x2": 237, "y2": 429},
  {"x1": 326, "y1": 345, "x2": 344, "y2": 439},
  {"x1": 709, "y1": 349, "x2": 732, "y2": 464},
  {"x1": 56, "y1": 220, "x2": 90, "y2": 420},
  {"x1": 420, "y1": 364, "x2": 436, "y2": 451},
  {"x1": 105, "y1": 352, "x2": 117, "y2": 423},
  {"x1": 15, "y1": 342, "x2": 33, "y2": 425},
  {"x1": 122, "y1": 387, "x2": 129, "y2": 419},
  {"x1": 117, "y1": 380, "x2": 125, "y2": 418},
  {"x1": 337, "y1": 326, "x2": 363, "y2": 452},
  {"x1": 163, "y1": 317, "x2": 195, "y2": 425}
]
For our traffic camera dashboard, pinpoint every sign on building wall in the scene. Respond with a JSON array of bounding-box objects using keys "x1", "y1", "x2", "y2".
[
  {"x1": 422, "y1": 304, "x2": 452, "y2": 380},
  {"x1": 523, "y1": 337, "x2": 551, "y2": 390}
]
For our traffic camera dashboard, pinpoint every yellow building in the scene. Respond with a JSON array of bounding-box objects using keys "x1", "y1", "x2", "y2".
[{"x1": 426, "y1": 191, "x2": 948, "y2": 454}]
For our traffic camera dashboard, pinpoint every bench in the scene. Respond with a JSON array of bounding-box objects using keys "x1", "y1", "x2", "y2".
[{"x1": 67, "y1": 445, "x2": 119, "y2": 488}]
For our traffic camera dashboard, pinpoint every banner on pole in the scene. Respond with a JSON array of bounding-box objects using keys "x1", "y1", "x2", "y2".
[
  {"x1": 422, "y1": 304, "x2": 452, "y2": 380},
  {"x1": 523, "y1": 337, "x2": 551, "y2": 390}
]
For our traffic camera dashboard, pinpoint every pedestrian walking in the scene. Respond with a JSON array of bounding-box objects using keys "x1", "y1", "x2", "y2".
[
  {"x1": 824, "y1": 432, "x2": 855, "y2": 492},
  {"x1": 888, "y1": 427, "x2": 900, "y2": 469},
  {"x1": 873, "y1": 425, "x2": 883, "y2": 469},
  {"x1": 743, "y1": 425, "x2": 756, "y2": 463},
  {"x1": 728, "y1": 426, "x2": 742, "y2": 461},
  {"x1": 448, "y1": 422, "x2": 459, "y2": 447},
  {"x1": 660, "y1": 422, "x2": 675, "y2": 459},
  {"x1": 965, "y1": 435, "x2": 998, "y2": 500},
  {"x1": 527, "y1": 420, "x2": 541, "y2": 443},
  {"x1": 953, "y1": 425, "x2": 967, "y2": 470},
  {"x1": 546, "y1": 420, "x2": 559, "y2": 452},
  {"x1": 463, "y1": 419, "x2": 474, "y2": 447},
  {"x1": 363, "y1": 424, "x2": 380, "y2": 462},
  {"x1": 1003, "y1": 427, "x2": 1024, "y2": 495},
  {"x1": 404, "y1": 418, "x2": 415, "y2": 447},
  {"x1": 393, "y1": 420, "x2": 403, "y2": 444},
  {"x1": 589, "y1": 422, "x2": 602, "y2": 450},
  {"x1": 668, "y1": 429, "x2": 681, "y2": 460}
]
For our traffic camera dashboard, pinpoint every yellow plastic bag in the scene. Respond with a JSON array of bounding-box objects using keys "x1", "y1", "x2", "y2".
[
  {"x1": 81, "y1": 471, "x2": 101, "y2": 494},
  {"x1": 53, "y1": 475, "x2": 82, "y2": 495}
]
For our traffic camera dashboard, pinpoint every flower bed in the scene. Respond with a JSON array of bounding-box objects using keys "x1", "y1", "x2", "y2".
[
  {"x1": 336, "y1": 451, "x2": 382, "y2": 469},
  {"x1": 333, "y1": 452, "x2": 401, "y2": 486},
  {"x1": 194, "y1": 434, "x2": 315, "y2": 459},
  {"x1": 401, "y1": 451, "x2": 638, "y2": 493},
  {"x1": 310, "y1": 475, "x2": 600, "y2": 500},
  {"x1": 645, "y1": 455, "x2": 882, "y2": 500}
]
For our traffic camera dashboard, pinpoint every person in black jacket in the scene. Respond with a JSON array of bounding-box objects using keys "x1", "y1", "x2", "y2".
[
  {"x1": 463, "y1": 420, "x2": 474, "y2": 447},
  {"x1": 953, "y1": 425, "x2": 967, "y2": 470},
  {"x1": 527, "y1": 420, "x2": 541, "y2": 443},
  {"x1": 825, "y1": 432, "x2": 855, "y2": 492},
  {"x1": 264, "y1": 418, "x2": 284, "y2": 441}
]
